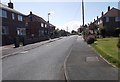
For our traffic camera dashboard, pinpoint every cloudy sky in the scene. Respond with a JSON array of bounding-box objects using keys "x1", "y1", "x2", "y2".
[{"x1": 1, "y1": 0, "x2": 119, "y2": 32}]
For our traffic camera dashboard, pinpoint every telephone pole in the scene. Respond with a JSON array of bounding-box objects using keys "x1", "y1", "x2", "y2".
[{"x1": 82, "y1": 0, "x2": 85, "y2": 27}]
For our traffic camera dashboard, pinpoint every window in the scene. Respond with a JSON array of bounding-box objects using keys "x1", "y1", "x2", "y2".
[
  {"x1": 106, "y1": 17, "x2": 109, "y2": 22},
  {"x1": 18, "y1": 15, "x2": 23, "y2": 21},
  {"x1": 2, "y1": 26, "x2": 9, "y2": 35},
  {"x1": 45, "y1": 30, "x2": 47, "y2": 33},
  {"x1": 115, "y1": 16, "x2": 120, "y2": 22},
  {"x1": 41, "y1": 30, "x2": 44, "y2": 35},
  {"x1": 0, "y1": 9, "x2": 7, "y2": 18},
  {"x1": 0, "y1": 9, "x2": 2, "y2": 17},
  {"x1": 12, "y1": 13, "x2": 15, "y2": 20},
  {"x1": 41, "y1": 23, "x2": 44, "y2": 27},
  {"x1": 17, "y1": 28, "x2": 26, "y2": 35},
  {"x1": 45, "y1": 24, "x2": 47, "y2": 28}
]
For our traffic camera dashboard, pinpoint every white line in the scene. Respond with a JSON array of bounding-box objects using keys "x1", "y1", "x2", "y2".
[
  {"x1": 19, "y1": 51, "x2": 28, "y2": 54},
  {"x1": 64, "y1": 46, "x2": 73, "y2": 81},
  {"x1": 2, "y1": 51, "x2": 21, "y2": 59},
  {"x1": 63, "y1": 36, "x2": 78, "y2": 81}
]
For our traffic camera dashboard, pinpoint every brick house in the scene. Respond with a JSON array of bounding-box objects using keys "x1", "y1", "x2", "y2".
[
  {"x1": 25, "y1": 11, "x2": 56, "y2": 39},
  {"x1": 49, "y1": 23, "x2": 56, "y2": 37},
  {"x1": 0, "y1": 2, "x2": 26, "y2": 45},
  {"x1": 95, "y1": 6, "x2": 120, "y2": 36},
  {"x1": 25, "y1": 11, "x2": 48, "y2": 38},
  {"x1": 1, "y1": 2, "x2": 56, "y2": 46}
]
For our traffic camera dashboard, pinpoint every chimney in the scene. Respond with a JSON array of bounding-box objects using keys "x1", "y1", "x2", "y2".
[
  {"x1": 30, "y1": 11, "x2": 32, "y2": 15},
  {"x1": 29, "y1": 11, "x2": 33, "y2": 21},
  {"x1": 108, "y1": 6, "x2": 110, "y2": 11},
  {"x1": 8, "y1": 0, "x2": 14, "y2": 9},
  {"x1": 94, "y1": 19, "x2": 95, "y2": 22},
  {"x1": 101, "y1": 11, "x2": 104, "y2": 16}
]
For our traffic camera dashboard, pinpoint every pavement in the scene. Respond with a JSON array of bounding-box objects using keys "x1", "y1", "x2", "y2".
[
  {"x1": 2, "y1": 37, "x2": 63, "y2": 58},
  {"x1": 65, "y1": 36, "x2": 119, "y2": 82}
]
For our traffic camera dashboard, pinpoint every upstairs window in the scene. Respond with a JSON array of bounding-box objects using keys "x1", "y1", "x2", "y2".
[
  {"x1": 12, "y1": 13, "x2": 15, "y2": 20},
  {"x1": 45, "y1": 24, "x2": 47, "y2": 28},
  {"x1": 115, "y1": 16, "x2": 120, "y2": 22},
  {"x1": 106, "y1": 17, "x2": 109, "y2": 22},
  {"x1": 18, "y1": 15, "x2": 23, "y2": 21},
  {"x1": 0, "y1": 9, "x2": 7, "y2": 18},
  {"x1": 41, "y1": 23, "x2": 44, "y2": 27},
  {"x1": 0, "y1": 9, "x2": 2, "y2": 17}
]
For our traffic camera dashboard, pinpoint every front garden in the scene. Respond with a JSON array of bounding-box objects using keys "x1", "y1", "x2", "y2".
[{"x1": 91, "y1": 38, "x2": 120, "y2": 68}]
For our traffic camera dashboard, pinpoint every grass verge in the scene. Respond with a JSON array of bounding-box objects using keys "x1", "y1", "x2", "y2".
[{"x1": 91, "y1": 38, "x2": 120, "y2": 68}]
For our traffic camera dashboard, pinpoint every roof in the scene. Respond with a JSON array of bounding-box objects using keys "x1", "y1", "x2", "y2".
[
  {"x1": 49, "y1": 23, "x2": 55, "y2": 27},
  {"x1": 94, "y1": 7, "x2": 120, "y2": 23},
  {"x1": 102, "y1": 7, "x2": 120, "y2": 17},
  {"x1": 27, "y1": 14, "x2": 47, "y2": 23},
  {"x1": 0, "y1": 3, "x2": 25, "y2": 16}
]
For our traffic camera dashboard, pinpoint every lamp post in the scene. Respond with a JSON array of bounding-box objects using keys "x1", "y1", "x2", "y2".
[{"x1": 48, "y1": 13, "x2": 51, "y2": 38}]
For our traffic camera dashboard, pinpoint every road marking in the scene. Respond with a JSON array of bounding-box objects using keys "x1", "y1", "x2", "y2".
[
  {"x1": 19, "y1": 51, "x2": 28, "y2": 54},
  {"x1": 64, "y1": 44, "x2": 73, "y2": 82},
  {"x1": 2, "y1": 51, "x2": 20, "y2": 59}
]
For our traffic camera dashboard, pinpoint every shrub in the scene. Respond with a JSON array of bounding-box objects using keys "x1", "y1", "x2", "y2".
[
  {"x1": 115, "y1": 28, "x2": 120, "y2": 37},
  {"x1": 86, "y1": 35, "x2": 95, "y2": 44}
]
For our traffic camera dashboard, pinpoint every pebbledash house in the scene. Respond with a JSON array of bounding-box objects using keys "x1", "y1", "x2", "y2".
[{"x1": 0, "y1": 2, "x2": 26, "y2": 45}]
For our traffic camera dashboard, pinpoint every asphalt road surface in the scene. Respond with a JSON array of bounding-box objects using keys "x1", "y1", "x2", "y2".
[{"x1": 2, "y1": 35, "x2": 77, "y2": 80}]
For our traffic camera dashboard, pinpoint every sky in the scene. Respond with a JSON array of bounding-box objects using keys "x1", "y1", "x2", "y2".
[{"x1": 1, "y1": 0, "x2": 119, "y2": 32}]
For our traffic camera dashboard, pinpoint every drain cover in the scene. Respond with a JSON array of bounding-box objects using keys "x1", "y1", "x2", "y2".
[{"x1": 86, "y1": 57, "x2": 99, "y2": 62}]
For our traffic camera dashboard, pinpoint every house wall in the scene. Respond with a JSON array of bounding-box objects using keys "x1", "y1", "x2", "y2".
[
  {"x1": 103, "y1": 16, "x2": 120, "y2": 36},
  {"x1": 25, "y1": 15, "x2": 49, "y2": 38},
  {"x1": 1, "y1": 9, "x2": 26, "y2": 45}
]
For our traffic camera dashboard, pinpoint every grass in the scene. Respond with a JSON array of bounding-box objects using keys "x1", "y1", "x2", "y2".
[{"x1": 91, "y1": 38, "x2": 120, "y2": 68}]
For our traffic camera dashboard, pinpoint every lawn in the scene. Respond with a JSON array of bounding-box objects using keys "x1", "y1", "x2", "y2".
[{"x1": 91, "y1": 38, "x2": 120, "y2": 68}]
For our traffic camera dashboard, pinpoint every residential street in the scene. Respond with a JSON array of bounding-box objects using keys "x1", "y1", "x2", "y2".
[
  {"x1": 2, "y1": 35, "x2": 77, "y2": 80},
  {"x1": 2, "y1": 35, "x2": 119, "y2": 81}
]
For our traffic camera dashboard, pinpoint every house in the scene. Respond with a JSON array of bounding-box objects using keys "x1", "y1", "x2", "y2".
[
  {"x1": 1, "y1": 2, "x2": 56, "y2": 46},
  {"x1": 25, "y1": 11, "x2": 49, "y2": 38},
  {"x1": 95, "y1": 6, "x2": 120, "y2": 37},
  {"x1": 25, "y1": 11, "x2": 56, "y2": 39},
  {"x1": 49, "y1": 23, "x2": 56, "y2": 37},
  {"x1": 0, "y1": 2, "x2": 26, "y2": 45}
]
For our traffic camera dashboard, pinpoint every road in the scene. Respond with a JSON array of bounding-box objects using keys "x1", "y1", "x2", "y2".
[{"x1": 2, "y1": 35, "x2": 77, "y2": 80}]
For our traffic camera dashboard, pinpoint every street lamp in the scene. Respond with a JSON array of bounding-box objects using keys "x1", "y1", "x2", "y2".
[
  {"x1": 48, "y1": 12, "x2": 51, "y2": 38},
  {"x1": 48, "y1": 13, "x2": 51, "y2": 23}
]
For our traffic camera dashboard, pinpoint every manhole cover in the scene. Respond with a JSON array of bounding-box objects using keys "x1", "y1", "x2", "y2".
[{"x1": 86, "y1": 57, "x2": 99, "y2": 62}]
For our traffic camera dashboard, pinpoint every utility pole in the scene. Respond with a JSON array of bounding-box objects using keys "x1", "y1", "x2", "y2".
[
  {"x1": 48, "y1": 13, "x2": 50, "y2": 38},
  {"x1": 82, "y1": 0, "x2": 85, "y2": 27},
  {"x1": 82, "y1": 0, "x2": 85, "y2": 36}
]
